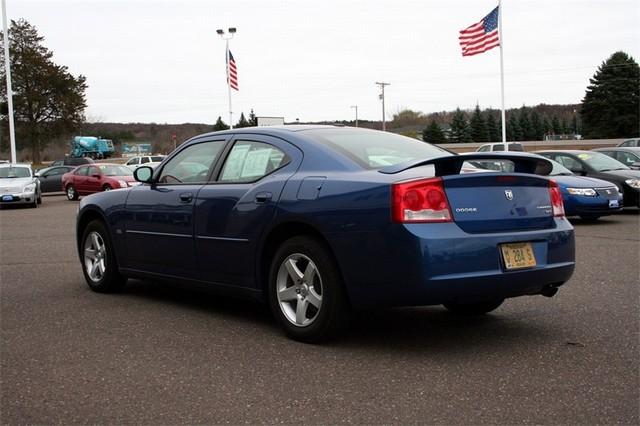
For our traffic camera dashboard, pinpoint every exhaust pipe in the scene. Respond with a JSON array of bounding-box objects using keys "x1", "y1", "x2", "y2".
[{"x1": 540, "y1": 285, "x2": 559, "y2": 298}]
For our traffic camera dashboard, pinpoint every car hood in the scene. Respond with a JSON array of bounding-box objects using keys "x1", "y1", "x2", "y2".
[
  {"x1": 598, "y1": 169, "x2": 640, "y2": 179},
  {"x1": 552, "y1": 175, "x2": 618, "y2": 189},
  {"x1": 0, "y1": 177, "x2": 33, "y2": 188}
]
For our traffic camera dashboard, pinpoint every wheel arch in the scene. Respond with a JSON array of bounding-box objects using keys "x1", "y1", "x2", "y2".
[
  {"x1": 76, "y1": 208, "x2": 109, "y2": 255},
  {"x1": 258, "y1": 221, "x2": 350, "y2": 304}
]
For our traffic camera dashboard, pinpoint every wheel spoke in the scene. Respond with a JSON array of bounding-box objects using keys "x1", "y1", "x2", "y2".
[
  {"x1": 91, "y1": 233, "x2": 100, "y2": 250},
  {"x1": 89, "y1": 260, "x2": 100, "y2": 279},
  {"x1": 84, "y1": 248, "x2": 97, "y2": 260},
  {"x1": 295, "y1": 299, "x2": 309, "y2": 325},
  {"x1": 285, "y1": 258, "x2": 304, "y2": 282},
  {"x1": 306, "y1": 288, "x2": 322, "y2": 309},
  {"x1": 303, "y1": 262, "x2": 316, "y2": 283},
  {"x1": 278, "y1": 285, "x2": 298, "y2": 302},
  {"x1": 97, "y1": 259, "x2": 106, "y2": 277}
]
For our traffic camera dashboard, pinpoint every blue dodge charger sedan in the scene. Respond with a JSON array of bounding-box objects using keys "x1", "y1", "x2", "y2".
[{"x1": 76, "y1": 126, "x2": 575, "y2": 342}]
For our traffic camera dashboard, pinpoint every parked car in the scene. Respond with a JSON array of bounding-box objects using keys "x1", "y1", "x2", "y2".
[
  {"x1": 125, "y1": 155, "x2": 166, "y2": 170},
  {"x1": 476, "y1": 143, "x2": 524, "y2": 152},
  {"x1": 50, "y1": 156, "x2": 94, "y2": 167},
  {"x1": 35, "y1": 165, "x2": 76, "y2": 193},
  {"x1": 62, "y1": 163, "x2": 138, "y2": 200},
  {"x1": 618, "y1": 138, "x2": 639, "y2": 147},
  {"x1": 76, "y1": 126, "x2": 575, "y2": 342},
  {"x1": 0, "y1": 163, "x2": 41, "y2": 207},
  {"x1": 536, "y1": 150, "x2": 640, "y2": 208},
  {"x1": 592, "y1": 147, "x2": 640, "y2": 170}
]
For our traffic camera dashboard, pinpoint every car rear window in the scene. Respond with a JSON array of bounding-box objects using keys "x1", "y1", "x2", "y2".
[{"x1": 301, "y1": 128, "x2": 450, "y2": 169}]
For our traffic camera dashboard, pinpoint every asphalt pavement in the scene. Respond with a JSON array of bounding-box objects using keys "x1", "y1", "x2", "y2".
[{"x1": 1, "y1": 195, "x2": 638, "y2": 424}]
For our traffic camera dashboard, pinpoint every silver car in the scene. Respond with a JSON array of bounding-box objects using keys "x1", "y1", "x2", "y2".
[{"x1": 0, "y1": 163, "x2": 42, "y2": 208}]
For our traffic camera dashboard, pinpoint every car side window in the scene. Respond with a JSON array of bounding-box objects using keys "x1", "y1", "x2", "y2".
[
  {"x1": 158, "y1": 140, "x2": 224, "y2": 184},
  {"x1": 478, "y1": 145, "x2": 489, "y2": 152},
  {"x1": 141, "y1": 157, "x2": 150, "y2": 164},
  {"x1": 45, "y1": 168, "x2": 65, "y2": 177},
  {"x1": 75, "y1": 166, "x2": 89, "y2": 176},
  {"x1": 617, "y1": 151, "x2": 638, "y2": 166},
  {"x1": 219, "y1": 141, "x2": 289, "y2": 183},
  {"x1": 493, "y1": 145, "x2": 504, "y2": 152},
  {"x1": 88, "y1": 166, "x2": 101, "y2": 176},
  {"x1": 127, "y1": 158, "x2": 139, "y2": 165},
  {"x1": 556, "y1": 155, "x2": 583, "y2": 171}
]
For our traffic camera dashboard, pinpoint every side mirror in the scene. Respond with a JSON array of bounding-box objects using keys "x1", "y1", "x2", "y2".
[
  {"x1": 630, "y1": 161, "x2": 640, "y2": 170},
  {"x1": 134, "y1": 166, "x2": 154, "y2": 183},
  {"x1": 34, "y1": 172, "x2": 41, "y2": 177}
]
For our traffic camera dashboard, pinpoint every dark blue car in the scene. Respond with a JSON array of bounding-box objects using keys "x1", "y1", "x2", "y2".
[
  {"x1": 547, "y1": 159, "x2": 623, "y2": 220},
  {"x1": 76, "y1": 126, "x2": 575, "y2": 342}
]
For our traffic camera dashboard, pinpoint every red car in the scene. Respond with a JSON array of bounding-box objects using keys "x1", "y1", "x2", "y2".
[{"x1": 62, "y1": 163, "x2": 138, "y2": 200}]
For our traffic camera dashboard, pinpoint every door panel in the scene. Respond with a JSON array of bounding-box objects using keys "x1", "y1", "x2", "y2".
[
  {"x1": 123, "y1": 139, "x2": 228, "y2": 278},
  {"x1": 195, "y1": 136, "x2": 302, "y2": 288}
]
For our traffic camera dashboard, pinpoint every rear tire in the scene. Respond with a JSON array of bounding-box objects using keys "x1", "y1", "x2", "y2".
[
  {"x1": 268, "y1": 236, "x2": 350, "y2": 343},
  {"x1": 102, "y1": 184, "x2": 112, "y2": 192},
  {"x1": 66, "y1": 185, "x2": 78, "y2": 201},
  {"x1": 80, "y1": 220, "x2": 127, "y2": 293},
  {"x1": 443, "y1": 299, "x2": 504, "y2": 316}
]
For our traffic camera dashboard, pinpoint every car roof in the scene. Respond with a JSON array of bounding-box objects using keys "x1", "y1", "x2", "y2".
[
  {"x1": 595, "y1": 146, "x2": 640, "y2": 152},
  {"x1": 188, "y1": 124, "x2": 345, "y2": 141},
  {"x1": 535, "y1": 150, "x2": 590, "y2": 154}
]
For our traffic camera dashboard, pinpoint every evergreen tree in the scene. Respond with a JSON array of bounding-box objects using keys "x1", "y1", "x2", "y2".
[
  {"x1": 485, "y1": 112, "x2": 500, "y2": 142},
  {"x1": 422, "y1": 120, "x2": 446, "y2": 144},
  {"x1": 213, "y1": 116, "x2": 229, "y2": 131},
  {"x1": 469, "y1": 104, "x2": 488, "y2": 142},
  {"x1": 542, "y1": 116, "x2": 552, "y2": 138},
  {"x1": 248, "y1": 109, "x2": 257, "y2": 126},
  {"x1": 507, "y1": 114, "x2": 522, "y2": 141},
  {"x1": 530, "y1": 110, "x2": 544, "y2": 140},
  {"x1": 235, "y1": 112, "x2": 250, "y2": 128},
  {"x1": 551, "y1": 115, "x2": 562, "y2": 134},
  {"x1": 448, "y1": 108, "x2": 472, "y2": 143},
  {"x1": 0, "y1": 19, "x2": 87, "y2": 163},
  {"x1": 561, "y1": 118, "x2": 569, "y2": 135},
  {"x1": 517, "y1": 108, "x2": 532, "y2": 141},
  {"x1": 581, "y1": 51, "x2": 640, "y2": 138}
]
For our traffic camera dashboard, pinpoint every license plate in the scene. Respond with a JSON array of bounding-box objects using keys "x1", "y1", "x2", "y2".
[
  {"x1": 500, "y1": 242, "x2": 537, "y2": 270},
  {"x1": 2, "y1": 195, "x2": 13, "y2": 201},
  {"x1": 609, "y1": 199, "x2": 619, "y2": 208}
]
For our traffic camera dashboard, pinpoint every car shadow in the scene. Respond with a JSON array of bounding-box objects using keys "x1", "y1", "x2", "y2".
[{"x1": 117, "y1": 279, "x2": 557, "y2": 353}]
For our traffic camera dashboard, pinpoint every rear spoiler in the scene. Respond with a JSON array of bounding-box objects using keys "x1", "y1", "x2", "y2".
[{"x1": 378, "y1": 152, "x2": 553, "y2": 176}]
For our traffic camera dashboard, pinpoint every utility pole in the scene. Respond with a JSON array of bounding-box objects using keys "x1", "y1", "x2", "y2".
[
  {"x1": 2, "y1": 0, "x2": 17, "y2": 163},
  {"x1": 375, "y1": 82, "x2": 390, "y2": 131},
  {"x1": 350, "y1": 105, "x2": 358, "y2": 127}
]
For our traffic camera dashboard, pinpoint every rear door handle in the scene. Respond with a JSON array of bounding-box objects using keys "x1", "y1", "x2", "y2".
[
  {"x1": 255, "y1": 192, "x2": 273, "y2": 203},
  {"x1": 179, "y1": 192, "x2": 194, "y2": 203}
]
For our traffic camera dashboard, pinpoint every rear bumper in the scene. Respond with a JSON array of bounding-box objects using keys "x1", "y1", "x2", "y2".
[{"x1": 330, "y1": 219, "x2": 575, "y2": 309}]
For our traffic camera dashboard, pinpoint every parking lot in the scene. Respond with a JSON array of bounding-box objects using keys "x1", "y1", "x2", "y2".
[{"x1": 1, "y1": 195, "x2": 638, "y2": 424}]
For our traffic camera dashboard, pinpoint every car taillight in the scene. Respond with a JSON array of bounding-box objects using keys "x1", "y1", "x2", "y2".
[
  {"x1": 391, "y1": 177, "x2": 452, "y2": 223},
  {"x1": 548, "y1": 180, "x2": 565, "y2": 217}
]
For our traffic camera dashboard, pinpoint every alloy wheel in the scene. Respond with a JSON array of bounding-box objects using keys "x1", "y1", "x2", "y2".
[
  {"x1": 84, "y1": 231, "x2": 107, "y2": 282},
  {"x1": 276, "y1": 253, "x2": 323, "y2": 327}
]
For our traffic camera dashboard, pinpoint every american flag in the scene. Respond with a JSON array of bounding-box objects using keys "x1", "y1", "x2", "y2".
[
  {"x1": 459, "y1": 6, "x2": 500, "y2": 57},
  {"x1": 227, "y1": 50, "x2": 238, "y2": 91}
]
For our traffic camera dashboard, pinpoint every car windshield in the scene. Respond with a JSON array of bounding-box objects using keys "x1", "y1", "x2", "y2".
[
  {"x1": 0, "y1": 166, "x2": 31, "y2": 178},
  {"x1": 301, "y1": 128, "x2": 451, "y2": 169},
  {"x1": 575, "y1": 152, "x2": 629, "y2": 172},
  {"x1": 548, "y1": 159, "x2": 574, "y2": 176},
  {"x1": 98, "y1": 165, "x2": 133, "y2": 176}
]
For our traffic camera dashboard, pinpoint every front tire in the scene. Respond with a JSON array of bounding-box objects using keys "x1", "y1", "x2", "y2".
[
  {"x1": 80, "y1": 220, "x2": 127, "y2": 293},
  {"x1": 102, "y1": 184, "x2": 112, "y2": 192},
  {"x1": 268, "y1": 236, "x2": 350, "y2": 343},
  {"x1": 66, "y1": 185, "x2": 78, "y2": 201},
  {"x1": 443, "y1": 299, "x2": 504, "y2": 316}
]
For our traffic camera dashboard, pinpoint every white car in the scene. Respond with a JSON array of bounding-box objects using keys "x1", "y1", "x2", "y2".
[
  {"x1": 0, "y1": 163, "x2": 42, "y2": 208},
  {"x1": 476, "y1": 143, "x2": 525, "y2": 152},
  {"x1": 125, "y1": 155, "x2": 166, "y2": 170}
]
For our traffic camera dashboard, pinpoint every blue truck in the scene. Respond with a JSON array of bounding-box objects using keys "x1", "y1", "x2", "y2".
[{"x1": 71, "y1": 136, "x2": 115, "y2": 159}]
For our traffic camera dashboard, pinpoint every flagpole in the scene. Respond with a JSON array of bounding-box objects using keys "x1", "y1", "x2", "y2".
[
  {"x1": 2, "y1": 0, "x2": 17, "y2": 163},
  {"x1": 226, "y1": 39, "x2": 233, "y2": 129},
  {"x1": 498, "y1": 0, "x2": 506, "y2": 145}
]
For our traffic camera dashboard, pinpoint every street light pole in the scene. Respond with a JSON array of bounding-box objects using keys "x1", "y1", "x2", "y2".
[
  {"x1": 2, "y1": 0, "x2": 17, "y2": 163},
  {"x1": 350, "y1": 105, "x2": 358, "y2": 127},
  {"x1": 216, "y1": 27, "x2": 236, "y2": 129},
  {"x1": 375, "y1": 82, "x2": 390, "y2": 131}
]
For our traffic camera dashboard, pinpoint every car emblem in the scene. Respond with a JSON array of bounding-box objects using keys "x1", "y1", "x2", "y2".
[{"x1": 505, "y1": 189, "x2": 514, "y2": 201}]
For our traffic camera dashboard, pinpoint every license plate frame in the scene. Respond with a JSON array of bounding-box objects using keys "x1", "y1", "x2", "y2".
[
  {"x1": 500, "y1": 242, "x2": 537, "y2": 270},
  {"x1": 2, "y1": 195, "x2": 13, "y2": 202}
]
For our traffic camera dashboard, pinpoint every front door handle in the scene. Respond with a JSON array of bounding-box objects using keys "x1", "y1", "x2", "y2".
[
  {"x1": 179, "y1": 192, "x2": 194, "y2": 203},
  {"x1": 255, "y1": 192, "x2": 273, "y2": 203}
]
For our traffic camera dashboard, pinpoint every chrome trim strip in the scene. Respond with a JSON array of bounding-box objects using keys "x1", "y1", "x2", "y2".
[
  {"x1": 195, "y1": 235, "x2": 249, "y2": 242},
  {"x1": 126, "y1": 230, "x2": 192, "y2": 238}
]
